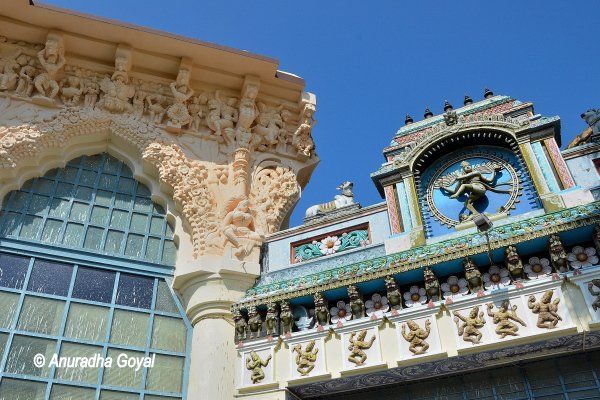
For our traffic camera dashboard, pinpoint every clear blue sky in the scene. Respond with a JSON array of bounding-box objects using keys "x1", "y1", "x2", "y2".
[{"x1": 46, "y1": 0, "x2": 599, "y2": 227}]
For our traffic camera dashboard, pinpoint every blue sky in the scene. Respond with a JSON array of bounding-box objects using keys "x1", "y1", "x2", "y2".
[{"x1": 46, "y1": 0, "x2": 599, "y2": 227}]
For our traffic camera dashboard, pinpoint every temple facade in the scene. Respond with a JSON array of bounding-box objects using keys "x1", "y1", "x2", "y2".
[{"x1": 1, "y1": 1, "x2": 600, "y2": 400}]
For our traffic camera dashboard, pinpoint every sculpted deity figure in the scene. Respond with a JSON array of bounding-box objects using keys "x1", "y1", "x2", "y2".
[
  {"x1": 548, "y1": 235, "x2": 569, "y2": 272},
  {"x1": 314, "y1": 292, "x2": 330, "y2": 326},
  {"x1": 505, "y1": 245, "x2": 525, "y2": 280},
  {"x1": 347, "y1": 330, "x2": 376, "y2": 366},
  {"x1": 293, "y1": 340, "x2": 319, "y2": 376},
  {"x1": 237, "y1": 82, "x2": 259, "y2": 131},
  {"x1": 146, "y1": 94, "x2": 167, "y2": 124},
  {"x1": 437, "y1": 161, "x2": 510, "y2": 218},
  {"x1": 487, "y1": 300, "x2": 526, "y2": 338},
  {"x1": 253, "y1": 102, "x2": 284, "y2": 150},
  {"x1": 99, "y1": 71, "x2": 135, "y2": 113},
  {"x1": 528, "y1": 290, "x2": 562, "y2": 329},
  {"x1": 265, "y1": 302, "x2": 278, "y2": 336},
  {"x1": 246, "y1": 351, "x2": 271, "y2": 384},
  {"x1": 424, "y1": 267, "x2": 441, "y2": 301},
  {"x1": 232, "y1": 307, "x2": 248, "y2": 343},
  {"x1": 207, "y1": 91, "x2": 237, "y2": 145},
  {"x1": 588, "y1": 279, "x2": 600, "y2": 311},
  {"x1": 0, "y1": 52, "x2": 20, "y2": 92},
  {"x1": 348, "y1": 285, "x2": 365, "y2": 320},
  {"x1": 132, "y1": 90, "x2": 147, "y2": 117},
  {"x1": 247, "y1": 306, "x2": 262, "y2": 339},
  {"x1": 187, "y1": 93, "x2": 208, "y2": 132},
  {"x1": 166, "y1": 67, "x2": 194, "y2": 129},
  {"x1": 15, "y1": 59, "x2": 37, "y2": 98},
  {"x1": 83, "y1": 80, "x2": 99, "y2": 108},
  {"x1": 292, "y1": 102, "x2": 316, "y2": 158},
  {"x1": 208, "y1": 197, "x2": 263, "y2": 259},
  {"x1": 463, "y1": 257, "x2": 483, "y2": 292},
  {"x1": 401, "y1": 319, "x2": 431, "y2": 355},
  {"x1": 279, "y1": 300, "x2": 294, "y2": 335},
  {"x1": 59, "y1": 70, "x2": 84, "y2": 106},
  {"x1": 385, "y1": 275, "x2": 402, "y2": 310},
  {"x1": 453, "y1": 306, "x2": 486, "y2": 344},
  {"x1": 33, "y1": 33, "x2": 66, "y2": 101}
]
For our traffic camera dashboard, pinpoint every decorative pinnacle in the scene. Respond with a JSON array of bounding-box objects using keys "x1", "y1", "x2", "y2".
[
  {"x1": 405, "y1": 114, "x2": 413, "y2": 125},
  {"x1": 464, "y1": 95, "x2": 473, "y2": 105},
  {"x1": 423, "y1": 107, "x2": 433, "y2": 119},
  {"x1": 443, "y1": 100, "x2": 453, "y2": 112},
  {"x1": 484, "y1": 88, "x2": 494, "y2": 99}
]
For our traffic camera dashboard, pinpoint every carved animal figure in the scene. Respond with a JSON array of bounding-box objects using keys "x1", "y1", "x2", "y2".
[
  {"x1": 247, "y1": 306, "x2": 262, "y2": 339},
  {"x1": 401, "y1": 320, "x2": 431, "y2": 355},
  {"x1": 487, "y1": 300, "x2": 526, "y2": 338},
  {"x1": 279, "y1": 300, "x2": 294, "y2": 334},
  {"x1": 246, "y1": 351, "x2": 271, "y2": 384},
  {"x1": 548, "y1": 235, "x2": 569, "y2": 272},
  {"x1": 292, "y1": 340, "x2": 319, "y2": 376},
  {"x1": 528, "y1": 290, "x2": 562, "y2": 329},
  {"x1": 582, "y1": 109, "x2": 600, "y2": 136},
  {"x1": 265, "y1": 302, "x2": 278, "y2": 336},
  {"x1": 588, "y1": 279, "x2": 600, "y2": 311},
  {"x1": 305, "y1": 181, "x2": 355, "y2": 218},
  {"x1": 233, "y1": 307, "x2": 248, "y2": 342},
  {"x1": 453, "y1": 306, "x2": 486, "y2": 344},
  {"x1": 463, "y1": 257, "x2": 483, "y2": 292},
  {"x1": 313, "y1": 292, "x2": 330, "y2": 326},
  {"x1": 385, "y1": 276, "x2": 402, "y2": 310},
  {"x1": 347, "y1": 330, "x2": 376, "y2": 366},
  {"x1": 505, "y1": 245, "x2": 524, "y2": 280},
  {"x1": 423, "y1": 267, "x2": 440, "y2": 301},
  {"x1": 348, "y1": 285, "x2": 365, "y2": 320}
]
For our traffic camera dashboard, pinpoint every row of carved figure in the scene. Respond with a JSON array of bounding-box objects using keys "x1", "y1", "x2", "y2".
[
  {"x1": 0, "y1": 33, "x2": 315, "y2": 157},
  {"x1": 233, "y1": 234, "x2": 598, "y2": 342},
  {"x1": 244, "y1": 289, "x2": 563, "y2": 384}
]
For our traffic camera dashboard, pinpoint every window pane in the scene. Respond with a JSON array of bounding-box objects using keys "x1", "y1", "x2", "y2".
[
  {"x1": 133, "y1": 197, "x2": 152, "y2": 213},
  {"x1": 55, "y1": 182, "x2": 74, "y2": 198},
  {"x1": 28, "y1": 194, "x2": 49, "y2": 215},
  {"x1": 0, "y1": 253, "x2": 29, "y2": 289},
  {"x1": 19, "y1": 215, "x2": 43, "y2": 240},
  {"x1": 110, "y1": 310, "x2": 149, "y2": 348},
  {"x1": 149, "y1": 217, "x2": 164, "y2": 235},
  {"x1": 72, "y1": 267, "x2": 116, "y2": 303},
  {"x1": 63, "y1": 223, "x2": 84, "y2": 247},
  {"x1": 79, "y1": 171, "x2": 97, "y2": 187},
  {"x1": 0, "y1": 379, "x2": 46, "y2": 400},
  {"x1": 41, "y1": 219, "x2": 63, "y2": 245},
  {"x1": 0, "y1": 332, "x2": 8, "y2": 361},
  {"x1": 50, "y1": 385, "x2": 95, "y2": 400},
  {"x1": 145, "y1": 237, "x2": 160, "y2": 263},
  {"x1": 117, "y1": 178, "x2": 134, "y2": 194},
  {"x1": 162, "y1": 241, "x2": 176, "y2": 265},
  {"x1": 5, "y1": 335, "x2": 55, "y2": 377},
  {"x1": 95, "y1": 190, "x2": 113, "y2": 207},
  {"x1": 0, "y1": 211, "x2": 21, "y2": 236},
  {"x1": 69, "y1": 202, "x2": 89, "y2": 222},
  {"x1": 90, "y1": 206, "x2": 109, "y2": 225},
  {"x1": 64, "y1": 303, "x2": 109, "y2": 342},
  {"x1": 33, "y1": 179, "x2": 53, "y2": 195},
  {"x1": 114, "y1": 194, "x2": 132, "y2": 210},
  {"x1": 82, "y1": 154, "x2": 103, "y2": 171},
  {"x1": 116, "y1": 274, "x2": 153, "y2": 309},
  {"x1": 83, "y1": 226, "x2": 104, "y2": 251},
  {"x1": 102, "y1": 349, "x2": 144, "y2": 389},
  {"x1": 55, "y1": 342, "x2": 102, "y2": 384},
  {"x1": 5, "y1": 190, "x2": 28, "y2": 212},
  {"x1": 27, "y1": 260, "x2": 73, "y2": 296},
  {"x1": 130, "y1": 214, "x2": 147, "y2": 233},
  {"x1": 105, "y1": 231, "x2": 124, "y2": 254},
  {"x1": 100, "y1": 391, "x2": 139, "y2": 400},
  {"x1": 48, "y1": 198, "x2": 69, "y2": 219},
  {"x1": 17, "y1": 296, "x2": 65, "y2": 335},
  {"x1": 61, "y1": 166, "x2": 79, "y2": 182},
  {"x1": 110, "y1": 210, "x2": 128, "y2": 230},
  {"x1": 146, "y1": 354, "x2": 184, "y2": 393},
  {"x1": 155, "y1": 280, "x2": 179, "y2": 314},
  {"x1": 151, "y1": 316, "x2": 186, "y2": 353},
  {"x1": 124, "y1": 234, "x2": 143, "y2": 258}
]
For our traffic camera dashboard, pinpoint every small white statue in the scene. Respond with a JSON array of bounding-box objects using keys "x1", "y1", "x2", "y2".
[{"x1": 305, "y1": 181, "x2": 355, "y2": 218}]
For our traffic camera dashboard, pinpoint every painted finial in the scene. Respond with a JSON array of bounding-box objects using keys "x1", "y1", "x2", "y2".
[
  {"x1": 443, "y1": 100, "x2": 453, "y2": 112},
  {"x1": 423, "y1": 107, "x2": 433, "y2": 119},
  {"x1": 405, "y1": 114, "x2": 413, "y2": 125},
  {"x1": 484, "y1": 88, "x2": 494, "y2": 99},
  {"x1": 463, "y1": 95, "x2": 473, "y2": 105}
]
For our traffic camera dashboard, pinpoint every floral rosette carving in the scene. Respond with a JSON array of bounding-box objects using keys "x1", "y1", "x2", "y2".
[
  {"x1": 403, "y1": 285, "x2": 427, "y2": 308},
  {"x1": 567, "y1": 246, "x2": 598, "y2": 270},
  {"x1": 365, "y1": 293, "x2": 389, "y2": 318},
  {"x1": 483, "y1": 265, "x2": 511, "y2": 289},
  {"x1": 441, "y1": 275, "x2": 469, "y2": 300},
  {"x1": 330, "y1": 300, "x2": 352, "y2": 324},
  {"x1": 319, "y1": 236, "x2": 340, "y2": 255},
  {"x1": 523, "y1": 257, "x2": 552, "y2": 279}
]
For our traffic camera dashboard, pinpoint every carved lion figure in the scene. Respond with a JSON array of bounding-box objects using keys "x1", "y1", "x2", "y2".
[{"x1": 505, "y1": 245, "x2": 524, "y2": 280}]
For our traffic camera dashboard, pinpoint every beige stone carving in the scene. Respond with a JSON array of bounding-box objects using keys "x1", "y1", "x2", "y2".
[
  {"x1": 528, "y1": 290, "x2": 562, "y2": 329},
  {"x1": 348, "y1": 330, "x2": 376, "y2": 366},
  {"x1": 59, "y1": 68, "x2": 84, "y2": 107},
  {"x1": 166, "y1": 59, "x2": 194, "y2": 131},
  {"x1": 292, "y1": 98, "x2": 316, "y2": 158},
  {"x1": 0, "y1": 50, "x2": 20, "y2": 92},
  {"x1": 99, "y1": 46, "x2": 135, "y2": 113},
  {"x1": 588, "y1": 279, "x2": 600, "y2": 311},
  {"x1": 33, "y1": 32, "x2": 65, "y2": 103},
  {"x1": 487, "y1": 300, "x2": 526, "y2": 338},
  {"x1": 453, "y1": 306, "x2": 486, "y2": 344},
  {"x1": 253, "y1": 102, "x2": 284, "y2": 151},
  {"x1": 293, "y1": 340, "x2": 319, "y2": 376},
  {"x1": 401, "y1": 319, "x2": 431, "y2": 355},
  {"x1": 246, "y1": 351, "x2": 271, "y2": 384}
]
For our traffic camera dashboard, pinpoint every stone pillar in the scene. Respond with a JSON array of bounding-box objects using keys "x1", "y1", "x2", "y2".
[{"x1": 174, "y1": 256, "x2": 261, "y2": 400}]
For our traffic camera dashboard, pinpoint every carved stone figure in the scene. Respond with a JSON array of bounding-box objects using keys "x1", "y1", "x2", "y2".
[
  {"x1": 487, "y1": 300, "x2": 526, "y2": 338},
  {"x1": 279, "y1": 300, "x2": 294, "y2": 334},
  {"x1": 588, "y1": 279, "x2": 600, "y2": 311},
  {"x1": 83, "y1": 80, "x2": 99, "y2": 108},
  {"x1": 292, "y1": 102, "x2": 315, "y2": 158},
  {"x1": 247, "y1": 306, "x2": 262, "y2": 339},
  {"x1": 237, "y1": 81, "x2": 259, "y2": 132},
  {"x1": 246, "y1": 351, "x2": 271, "y2": 384},
  {"x1": 505, "y1": 245, "x2": 524, "y2": 280},
  {"x1": 15, "y1": 62, "x2": 36, "y2": 98},
  {"x1": 132, "y1": 89, "x2": 146, "y2": 117},
  {"x1": 146, "y1": 94, "x2": 167, "y2": 124},
  {"x1": 453, "y1": 306, "x2": 486, "y2": 344},
  {"x1": 305, "y1": 181, "x2": 355, "y2": 218},
  {"x1": 207, "y1": 90, "x2": 237, "y2": 144},
  {"x1": 548, "y1": 234, "x2": 569, "y2": 272},
  {"x1": 463, "y1": 257, "x2": 483, "y2": 292},
  {"x1": 59, "y1": 70, "x2": 84, "y2": 107},
  {"x1": 254, "y1": 102, "x2": 284, "y2": 150},
  {"x1": 166, "y1": 65, "x2": 194, "y2": 130},
  {"x1": 528, "y1": 290, "x2": 562, "y2": 329},
  {"x1": 265, "y1": 302, "x2": 278, "y2": 336},
  {"x1": 292, "y1": 340, "x2": 319, "y2": 376},
  {"x1": 207, "y1": 196, "x2": 263, "y2": 259},
  {"x1": 348, "y1": 285, "x2": 365, "y2": 320},
  {"x1": 443, "y1": 109, "x2": 458, "y2": 126},
  {"x1": 594, "y1": 225, "x2": 600, "y2": 255},
  {"x1": 347, "y1": 330, "x2": 376, "y2": 366},
  {"x1": 233, "y1": 307, "x2": 248, "y2": 342},
  {"x1": 385, "y1": 275, "x2": 402, "y2": 310},
  {"x1": 401, "y1": 320, "x2": 431, "y2": 355},
  {"x1": 582, "y1": 109, "x2": 600, "y2": 136},
  {"x1": 187, "y1": 93, "x2": 207, "y2": 132},
  {"x1": 33, "y1": 33, "x2": 66, "y2": 102},
  {"x1": 0, "y1": 52, "x2": 20, "y2": 92},
  {"x1": 314, "y1": 292, "x2": 330, "y2": 326},
  {"x1": 437, "y1": 160, "x2": 511, "y2": 218},
  {"x1": 423, "y1": 267, "x2": 441, "y2": 301},
  {"x1": 99, "y1": 72, "x2": 135, "y2": 113}
]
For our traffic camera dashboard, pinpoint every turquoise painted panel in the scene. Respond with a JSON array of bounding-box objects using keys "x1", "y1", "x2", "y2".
[
  {"x1": 293, "y1": 229, "x2": 369, "y2": 263},
  {"x1": 532, "y1": 141, "x2": 560, "y2": 193},
  {"x1": 395, "y1": 181, "x2": 412, "y2": 231}
]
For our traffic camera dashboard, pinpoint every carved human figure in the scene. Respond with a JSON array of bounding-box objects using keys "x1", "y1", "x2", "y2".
[
  {"x1": 347, "y1": 330, "x2": 376, "y2": 366},
  {"x1": 59, "y1": 70, "x2": 84, "y2": 106},
  {"x1": 424, "y1": 267, "x2": 441, "y2": 301},
  {"x1": 33, "y1": 34, "x2": 66, "y2": 100},
  {"x1": 401, "y1": 319, "x2": 431, "y2": 355},
  {"x1": 292, "y1": 102, "x2": 316, "y2": 158},
  {"x1": 264, "y1": 302, "x2": 278, "y2": 336},
  {"x1": 439, "y1": 161, "x2": 510, "y2": 216},
  {"x1": 187, "y1": 93, "x2": 207, "y2": 132},
  {"x1": 293, "y1": 340, "x2": 319, "y2": 376},
  {"x1": 99, "y1": 71, "x2": 135, "y2": 113},
  {"x1": 83, "y1": 80, "x2": 99, "y2": 109},
  {"x1": 313, "y1": 292, "x2": 330, "y2": 326},
  {"x1": 253, "y1": 102, "x2": 284, "y2": 150},
  {"x1": 548, "y1": 235, "x2": 569, "y2": 272},
  {"x1": 132, "y1": 90, "x2": 146, "y2": 117},
  {"x1": 487, "y1": 300, "x2": 526, "y2": 338},
  {"x1": 385, "y1": 275, "x2": 402, "y2": 310},
  {"x1": 15, "y1": 61, "x2": 36, "y2": 98},
  {"x1": 232, "y1": 307, "x2": 248, "y2": 342},
  {"x1": 453, "y1": 306, "x2": 486, "y2": 344},
  {"x1": 279, "y1": 300, "x2": 294, "y2": 334},
  {"x1": 348, "y1": 285, "x2": 365, "y2": 319},
  {"x1": 505, "y1": 245, "x2": 525, "y2": 280},
  {"x1": 247, "y1": 306, "x2": 262, "y2": 339},
  {"x1": 463, "y1": 257, "x2": 483, "y2": 292},
  {"x1": 246, "y1": 351, "x2": 271, "y2": 384},
  {"x1": 146, "y1": 94, "x2": 167, "y2": 124},
  {"x1": 588, "y1": 279, "x2": 600, "y2": 311},
  {"x1": 0, "y1": 53, "x2": 20, "y2": 91},
  {"x1": 166, "y1": 67, "x2": 194, "y2": 128},
  {"x1": 207, "y1": 91, "x2": 237, "y2": 144},
  {"x1": 528, "y1": 290, "x2": 562, "y2": 329},
  {"x1": 237, "y1": 83, "x2": 259, "y2": 131}
]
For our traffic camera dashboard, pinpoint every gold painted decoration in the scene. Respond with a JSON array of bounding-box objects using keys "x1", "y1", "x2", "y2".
[
  {"x1": 528, "y1": 290, "x2": 562, "y2": 329},
  {"x1": 453, "y1": 306, "x2": 486, "y2": 344},
  {"x1": 348, "y1": 330, "x2": 376, "y2": 366},
  {"x1": 292, "y1": 340, "x2": 319, "y2": 376},
  {"x1": 487, "y1": 300, "x2": 526, "y2": 338},
  {"x1": 401, "y1": 320, "x2": 431, "y2": 355},
  {"x1": 245, "y1": 351, "x2": 271, "y2": 384}
]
